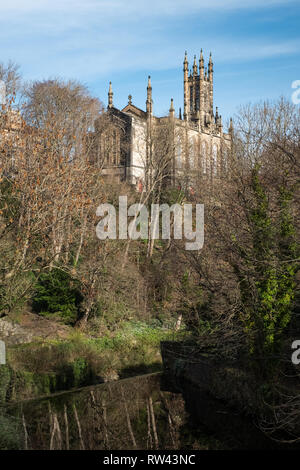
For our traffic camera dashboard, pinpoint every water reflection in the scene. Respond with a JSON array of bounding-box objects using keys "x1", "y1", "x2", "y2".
[
  {"x1": 2, "y1": 373, "x2": 188, "y2": 450},
  {"x1": 0, "y1": 372, "x2": 287, "y2": 450}
]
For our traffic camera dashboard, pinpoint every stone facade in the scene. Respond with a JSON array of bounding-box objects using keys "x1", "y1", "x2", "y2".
[{"x1": 89, "y1": 51, "x2": 233, "y2": 190}]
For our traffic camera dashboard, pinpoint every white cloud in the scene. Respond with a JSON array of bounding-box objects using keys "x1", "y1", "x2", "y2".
[
  {"x1": 0, "y1": 0, "x2": 298, "y2": 86},
  {"x1": 11, "y1": 36, "x2": 299, "y2": 83},
  {"x1": 0, "y1": 0, "x2": 295, "y2": 16}
]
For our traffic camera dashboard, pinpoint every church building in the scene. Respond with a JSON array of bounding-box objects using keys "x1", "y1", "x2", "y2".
[{"x1": 89, "y1": 51, "x2": 233, "y2": 190}]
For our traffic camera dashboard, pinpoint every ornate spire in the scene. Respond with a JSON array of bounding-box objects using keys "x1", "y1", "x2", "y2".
[
  {"x1": 208, "y1": 52, "x2": 213, "y2": 81},
  {"x1": 184, "y1": 51, "x2": 188, "y2": 66},
  {"x1": 216, "y1": 114, "x2": 222, "y2": 133},
  {"x1": 193, "y1": 55, "x2": 197, "y2": 76},
  {"x1": 146, "y1": 75, "x2": 152, "y2": 115},
  {"x1": 169, "y1": 98, "x2": 175, "y2": 117},
  {"x1": 128, "y1": 94, "x2": 132, "y2": 105},
  {"x1": 200, "y1": 49, "x2": 204, "y2": 65},
  {"x1": 108, "y1": 81, "x2": 113, "y2": 109},
  {"x1": 183, "y1": 52, "x2": 189, "y2": 121},
  {"x1": 183, "y1": 51, "x2": 189, "y2": 76},
  {"x1": 199, "y1": 48, "x2": 204, "y2": 79}
]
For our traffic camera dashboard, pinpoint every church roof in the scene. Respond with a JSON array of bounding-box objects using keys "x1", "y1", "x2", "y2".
[{"x1": 121, "y1": 103, "x2": 147, "y2": 119}]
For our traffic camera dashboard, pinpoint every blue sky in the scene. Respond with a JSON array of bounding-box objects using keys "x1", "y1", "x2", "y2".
[{"x1": 1, "y1": 0, "x2": 300, "y2": 127}]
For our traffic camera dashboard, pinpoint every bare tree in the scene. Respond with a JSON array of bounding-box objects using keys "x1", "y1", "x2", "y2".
[{"x1": 0, "y1": 60, "x2": 21, "y2": 97}]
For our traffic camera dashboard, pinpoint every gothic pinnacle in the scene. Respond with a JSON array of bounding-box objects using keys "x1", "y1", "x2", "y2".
[
  {"x1": 108, "y1": 81, "x2": 113, "y2": 108},
  {"x1": 193, "y1": 55, "x2": 197, "y2": 76},
  {"x1": 183, "y1": 51, "x2": 188, "y2": 74},
  {"x1": 199, "y1": 48, "x2": 204, "y2": 78},
  {"x1": 146, "y1": 75, "x2": 152, "y2": 115},
  {"x1": 169, "y1": 98, "x2": 175, "y2": 113},
  {"x1": 208, "y1": 52, "x2": 213, "y2": 79}
]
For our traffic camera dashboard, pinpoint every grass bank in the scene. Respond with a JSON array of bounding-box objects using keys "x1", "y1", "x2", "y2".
[{"x1": 0, "y1": 321, "x2": 187, "y2": 404}]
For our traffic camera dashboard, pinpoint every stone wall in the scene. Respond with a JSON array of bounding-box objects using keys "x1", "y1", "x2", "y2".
[{"x1": 160, "y1": 341, "x2": 260, "y2": 415}]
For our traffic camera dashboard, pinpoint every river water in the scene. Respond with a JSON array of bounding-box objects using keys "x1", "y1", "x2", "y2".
[{"x1": 0, "y1": 372, "x2": 288, "y2": 450}]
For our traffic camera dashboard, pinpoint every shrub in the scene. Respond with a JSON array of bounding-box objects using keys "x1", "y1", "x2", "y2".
[{"x1": 32, "y1": 269, "x2": 83, "y2": 324}]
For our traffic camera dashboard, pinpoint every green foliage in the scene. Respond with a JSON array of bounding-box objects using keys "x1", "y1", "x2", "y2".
[
  {"x1": 236, "y1": 165, "x2": 298, "y2": 371},
  {"x1": 91, "y1": 296, "x2": 136, "y2": 332},
  {"x1": 160, "y1": 187, "x2": 185, "y2": 205},
  {"x1": 0, "y1": 413, "x2": 23, "y2": 450},
  {"x1": 32, "y1": 268, "x2": 83, "y2": 324},
  {"x1": 0, "y1": 365, "x2": 11, "y2": 404},
  {"x1": 70, "y1": 357, "x2": 90, "y2": 387}
]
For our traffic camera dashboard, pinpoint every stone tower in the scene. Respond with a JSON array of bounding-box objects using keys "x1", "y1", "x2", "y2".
[{"x1": 183, "y1": 50, "x2": 214, "y2": 129}]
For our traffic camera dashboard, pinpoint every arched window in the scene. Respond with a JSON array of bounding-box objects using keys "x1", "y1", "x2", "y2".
[
  {"x1": 212, "y1": 144, "x2": 218, "y2": 176},
  {"x1": 176, "y1": 135, "x2": 182, "y2": 168},
  {"x1": 189, "y1": 137, "x2": 195, "y2": 169},
  {"x1": 100, "y1": 133, "x2": 110, "y2": 166},
  {"x1": 112, "y1": 130, "x2": 117, "y2": 165},
  {"x1": 189, "y1": 86, "x2": 193, "y2": 113},
  {"x1": 201, "y1": 142, "x2": 207, "y2": 174},
  {"x1": 112, "y1": 130, "x2": 120, "y2": 166},
  {"x1": 223, "y1": 146, "x2": 229, "y2": 173},
  {"x1": 100, "y1": 129, "x2": 121, "y2": 166}
]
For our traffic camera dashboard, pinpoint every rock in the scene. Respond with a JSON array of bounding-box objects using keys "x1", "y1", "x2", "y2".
[
  {"x1": 103, "y1": 369, "x2": 119, "y2": 382},
  {"x1": 0, "y1": 319, "x2": 33, "y2": 345}
]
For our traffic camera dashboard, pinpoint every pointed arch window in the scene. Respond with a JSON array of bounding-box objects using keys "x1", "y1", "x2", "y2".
[
  {"x1": 112, "y1": 129, "x2": 120, "y2": 166},
  {"x1": 212, "y1": 144, "x2": 218, "y2": 176},
  {"x1": 176, "y1": 135, "x2": 182, "y2": 169},
  {"x1": 201, "y1": 141, "x2": 207, "y2": 174},
  {"x1": 223, "y1": 146, "x2": 229, "y2": 173},
  {"x1": 189, "y1": 137, "x2": 195, "y2": 169}
]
